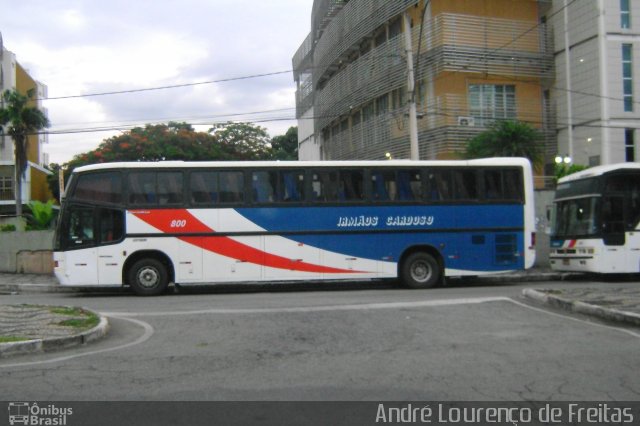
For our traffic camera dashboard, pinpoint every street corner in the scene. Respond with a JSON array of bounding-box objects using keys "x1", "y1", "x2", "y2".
[
  {"x1": 0, "y1": 304, "x2": 109, "y2": 358},
  {"x1": 522, "y1": 288, "x2": 640, "y2": 327}
]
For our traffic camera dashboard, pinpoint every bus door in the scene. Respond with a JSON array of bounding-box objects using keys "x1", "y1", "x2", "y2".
[
  {"x1": 96, "y1": 208, "x2": 125, "y2": 285},
  {"x1": 62, "y1": 205, "x2": 99, "y2": 285},
  {"x1": 601, "y1": 196, "x2": 628, "y2": 271}
]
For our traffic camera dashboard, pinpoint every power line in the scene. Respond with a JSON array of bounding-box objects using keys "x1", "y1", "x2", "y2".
[{"x1": 40, "y1": 70, "x2": 293, "y2": 101}]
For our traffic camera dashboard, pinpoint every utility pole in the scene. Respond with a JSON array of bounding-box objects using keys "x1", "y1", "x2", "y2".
[{"x1": 403, "y1": 12, "x2": 420, "y2": 160}]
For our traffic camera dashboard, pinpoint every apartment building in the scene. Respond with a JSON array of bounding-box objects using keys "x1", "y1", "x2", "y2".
[
  {"x1": 551, "y1": 0, "x2": 640, "y2": 166},
  {"x1": 0, "y1": 32, "x2": 52, "y2": 215},
  {"x1": 293, "y1": 0, "x2": 555, "y2": 168}
]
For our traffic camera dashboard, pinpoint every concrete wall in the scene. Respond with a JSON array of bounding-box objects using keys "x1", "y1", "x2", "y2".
[{"x1": 0, "y1": 230, "x2": 53, "y2": 274}]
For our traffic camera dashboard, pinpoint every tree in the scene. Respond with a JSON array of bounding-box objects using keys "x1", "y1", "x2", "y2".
[
  {"x1": 208, "y1": 122, "x2": 272, "y2": 160},
  {"x1": 270, "y1": 126, "x2": 298, "y2": 160},
  {"x1": 0, "y1": 89, "x2": 50, "y2": 217},
  {"x1": 464, "y1": 120, "x2": 542, "y2": 166},
  {"x1": 555, "y1": 163, "x2": 588, "y2": 182}
]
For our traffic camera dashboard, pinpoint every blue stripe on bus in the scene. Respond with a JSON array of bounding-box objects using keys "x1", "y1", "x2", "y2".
[{"x1": 236, "y1": 205, "x2": 525, "y2": 271}]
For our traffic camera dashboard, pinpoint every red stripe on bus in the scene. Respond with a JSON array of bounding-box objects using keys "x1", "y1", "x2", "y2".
[{"x1": 131, "y1": 209, "x2": 365, "y2": 274}]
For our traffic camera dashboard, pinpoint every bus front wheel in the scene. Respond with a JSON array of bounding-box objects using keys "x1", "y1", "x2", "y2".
[
  {"x1": 400, "y1": 252, "x2": 441, "y2": 289},
  {"x1": 128, "y1": 258, "x2": 169, "y2": 296}
]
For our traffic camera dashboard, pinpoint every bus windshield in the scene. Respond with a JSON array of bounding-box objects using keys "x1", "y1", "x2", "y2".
[{"x1": 553, "y1": 197, "x2": 600, "y2": 238}]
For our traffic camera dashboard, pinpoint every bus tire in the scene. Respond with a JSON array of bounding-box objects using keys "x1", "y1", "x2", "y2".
[
  {"x1": 400, "y1": 252, "x2": 441, "y2": 289},
  {"x1": 128, "y1": 258, "x2": 169, "y2": 296}
]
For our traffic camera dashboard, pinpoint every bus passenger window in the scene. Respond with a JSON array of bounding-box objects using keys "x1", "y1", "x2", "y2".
[
  {"x1": 128, "y1": 172, "x2": 156, "y2": 205},
  {"x1": 371, "y1": 172, "x2": 393, "y2": 201},
  {"x1": 312, "y1": 171, "x2": 339, "y2": 202},
  {"x1": 339, "y1": 170, "x2": 364, "y2": 201},
  {"x1": 99, "y1": 209, "x2": 124, "y2": 243},
  {"x1": 280, "y1": 171, "x2": 305, "y2": 202},
  {"x1": 426, "y1": 171, "x2": 451, "y2": 201},
  {"x1": 190, "y1": 172, "x2": 216, "y2": 204},
  {"x1": 453, "y1": 171, "x2": 478, "y2": 200},
  {"x1": 252, "y1": 171, "x2": 276, "y2": 203},
  {"x1": 157, "y1": 172, "x2": 183, "y2": 205},
  {"x1": 73, "y1": 172, "x2": 122, "y2": 204},
  {"x1": 219, "y1": 171, "x2": 244, "y2": 203},
  {"x1": 397, "y1": 170, "x2": 421, "y2": 201}
]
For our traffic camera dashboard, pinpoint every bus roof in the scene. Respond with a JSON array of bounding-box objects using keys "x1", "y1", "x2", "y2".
[
  {"x1": 558, "y1": 162, "x2": 640, "y2": 184},
  {"x1": 72, "y1": 157, "x2": 532, "y2": 173}
]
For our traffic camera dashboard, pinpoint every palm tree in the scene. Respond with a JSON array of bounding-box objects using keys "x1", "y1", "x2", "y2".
[
  {"x1": 0, "y1": 88, "x2": 50, "y2": 217},
  {"x1": 464, "y1": 120, "x2": 542, "y2": 166}
]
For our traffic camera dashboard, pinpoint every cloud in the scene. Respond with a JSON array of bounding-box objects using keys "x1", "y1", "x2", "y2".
[{"x1": 2, "y1": 0, "x2": 313, "y2": 163}]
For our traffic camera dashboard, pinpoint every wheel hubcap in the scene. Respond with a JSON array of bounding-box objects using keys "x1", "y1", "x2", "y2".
[
  {"x1": 137, "y1": 267, "x2": 160, "y2": 288},
  {"x1": 411, "y1": 261, "x2": 432, "y2": 283}
]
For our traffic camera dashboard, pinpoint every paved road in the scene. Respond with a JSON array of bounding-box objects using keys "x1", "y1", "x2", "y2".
[{"x1": 1, "y1": 279, "x2": 639, "y2": 401}]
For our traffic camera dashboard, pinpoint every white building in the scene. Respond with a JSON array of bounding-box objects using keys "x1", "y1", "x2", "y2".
[{"x1": 551, "y1": 0, "x2": 640, "y2": 166}]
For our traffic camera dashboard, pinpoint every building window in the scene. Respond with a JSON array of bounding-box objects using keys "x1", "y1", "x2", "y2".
[
  {"x1": 469, "y1": 84, "x2": 516, "y2": 126},
  {"x1": 621, "y1": 0, "x2": 631, "y2": 29},
  {"x1": 0, "y1": 176, "x2": 13, "y2": 200},
  {"x1": 623, "y1": 44, "x2": 634, "y2": 112},
  {"x1": 625, "y1": 128, "x2": 635, "y2": 161}
]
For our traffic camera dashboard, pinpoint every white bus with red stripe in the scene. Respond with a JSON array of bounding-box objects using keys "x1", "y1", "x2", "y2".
[
  {"x1": 550, "y1": 162, "x2": 640, "y2": 273},
  {"x1": 54, "y1": 159, "x2": 536, "y2": 295}
]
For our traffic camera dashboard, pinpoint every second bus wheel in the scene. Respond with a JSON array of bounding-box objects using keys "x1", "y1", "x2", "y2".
[
  {"x1": 128, "y1": 258, "x2": 169, "y2": 296},
  {"x1": 400, "y1": 252, "x2": 441, "y2": 289}
]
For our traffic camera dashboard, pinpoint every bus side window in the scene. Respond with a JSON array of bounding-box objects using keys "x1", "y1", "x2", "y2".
[
  {"x1": 99, "y1": 208, "x2": 124, "y2": 243},
  {"x1": 371, "y1": 172, "x2": 392, "y2": 201},
  {"x1": 157, "y1": 172, "x2": 183, "y2": 205},
  {"x1": 190, "y1": 172, "x2": 215, "y2": 204},
  {"x1": 453, "y1": 170, "x2": 477, "y2": 200},
  {"x1": 280, "y1": 171, "x2": 304, "y2": 202},
  {"x1": 252, "y1": 171, "x2": 275, "y2": 203},
  {"x1": 339, "y1": 170, "x2": 364, "y2": 201},
  {"x1": 426, "y1": 170, "x2": 451, "y2": 201},
  {"x1": 219, "y1": 171, "x2": 244, "y2": 203},
  {"x1": 312, "y1": 171, "x2": 339, "y2": 202},
  {"x1": 66, "y1": 207, "x2": 95, "y2": 247},
  {"x1": 128, "y1": 172, "x2": 156, "y2": 205}
]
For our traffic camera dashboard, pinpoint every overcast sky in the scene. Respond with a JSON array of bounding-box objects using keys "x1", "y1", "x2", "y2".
[{"x1": 1, "y1": 0, "x2": 314, "y2": 164}]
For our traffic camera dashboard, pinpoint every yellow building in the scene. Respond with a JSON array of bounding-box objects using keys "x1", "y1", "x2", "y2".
[
  {"x1": 294, "y1": 0, "x2": 554, "y2": 173},
  {"x1": 0, "y1": 34, "x2": 52, "y2": 215}
]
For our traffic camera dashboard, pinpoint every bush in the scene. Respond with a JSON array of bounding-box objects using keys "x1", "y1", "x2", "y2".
[
  {"x1": 0, "y1": 224, "x2": 16, "y2": 232},
  {"x1": 25, "y1": 200, "x2": 56, "y2": 230}
]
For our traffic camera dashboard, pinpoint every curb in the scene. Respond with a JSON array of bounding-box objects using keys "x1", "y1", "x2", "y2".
[
  {"x1": 522, "y1": 288, "x2": 640, "y2": 327},
  {"x1": 0, "y1": 310, "x2": 110, "y2": 358}
]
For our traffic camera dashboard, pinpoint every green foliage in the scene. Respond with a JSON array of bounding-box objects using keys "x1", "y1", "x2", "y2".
[
  {"x1": 464, "y1": 120, "x2": 542, "y2": 166},
  {"x1": 0, "y1": 89, "x2": 51, "y2": 217},
  {"x1": 59, "y1": 123, "x2": 300, "y2": 181},
  {"x1": 554, "y1": 163, "x2": 589, "y2": 181},
  {"x1": 25, "y1": 200, "x2": 55, "y2": 230},
  {"x1": 270, "y1": 126, "x2": 298, "y2": 160},
  {"x1": 0, "y1": 224, "x2": 17, "y2": 232},
  {"x1": 208, "y1": 121, "x2": 272, "y2": 160}
]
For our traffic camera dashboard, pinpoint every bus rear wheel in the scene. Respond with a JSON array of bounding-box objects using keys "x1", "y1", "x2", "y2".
[
  {"x1": 400, "y1": 252, "x2": 441, "y2": 289},
  {"x1": 128, "y1": 258, "x2": 169, "y2": 296}
]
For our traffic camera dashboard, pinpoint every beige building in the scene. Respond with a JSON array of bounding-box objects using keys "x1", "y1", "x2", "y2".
[
  {"x1": 0, "y1": 32, "x2": 52, "y2": 215},
  {"x1": 294, "y1": 0, "x2": 555, "y2": 171}
]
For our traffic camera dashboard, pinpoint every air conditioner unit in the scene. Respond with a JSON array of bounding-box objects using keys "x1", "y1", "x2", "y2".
[{"x1": 458, "y1": 116, "x2": 475, "y2": 126}]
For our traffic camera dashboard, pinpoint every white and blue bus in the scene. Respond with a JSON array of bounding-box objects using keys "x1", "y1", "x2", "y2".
[
  {"x1": 550, "y1": 162, "x2": 640, "y2": 273},
  {"x1": 53, "y1": 158, "x2": 536, "y2": 295}
]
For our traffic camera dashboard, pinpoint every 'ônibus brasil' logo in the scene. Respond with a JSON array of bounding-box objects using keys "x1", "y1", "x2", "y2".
[{"x1": 8, "y1": 402, "x2": 73, "y2": 425}]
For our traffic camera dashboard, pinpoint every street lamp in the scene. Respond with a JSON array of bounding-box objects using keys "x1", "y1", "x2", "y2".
[{"x1": 555, "y1": 155, "x2": 572, "y2": 164}]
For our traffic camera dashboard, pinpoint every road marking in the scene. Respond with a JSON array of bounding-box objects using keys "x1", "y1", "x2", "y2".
[
  {"x1": 0, "y1": 317, "x2": 154, "y2": 369},
  {"x1": 103, "y1": 296, "x2": 512, "y2": 317}
]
